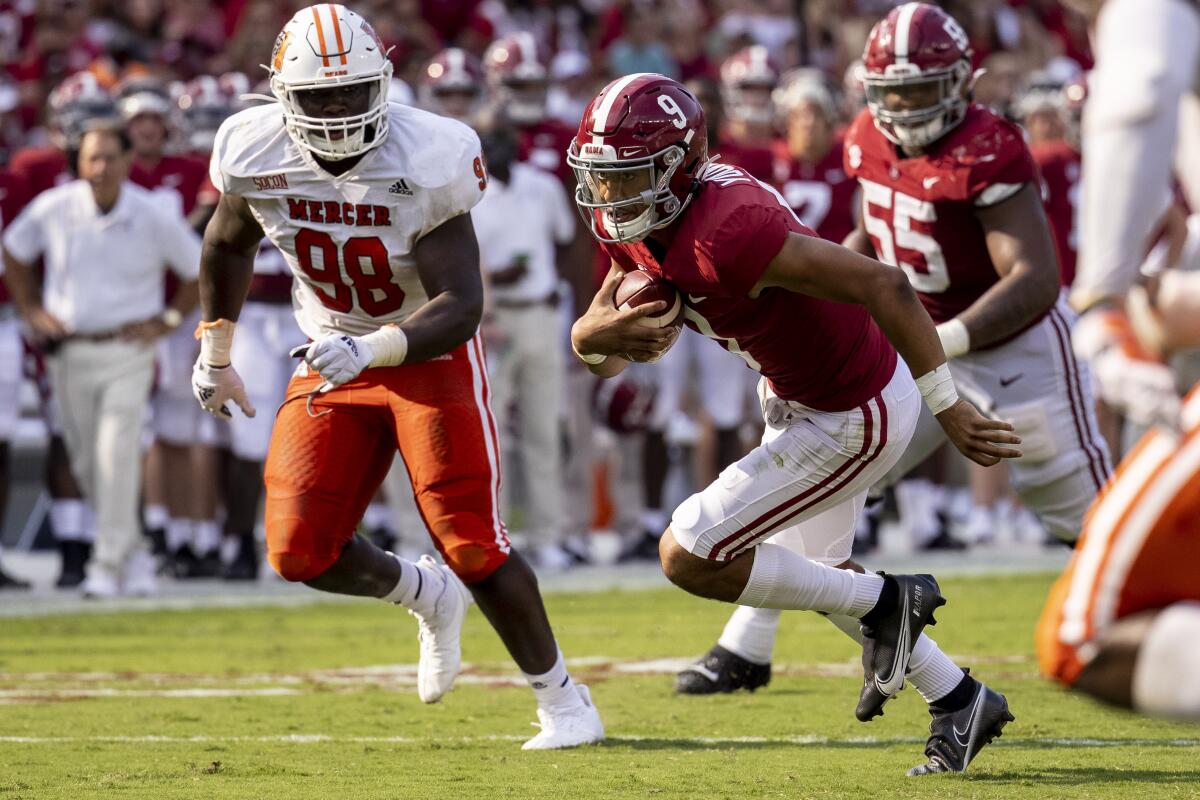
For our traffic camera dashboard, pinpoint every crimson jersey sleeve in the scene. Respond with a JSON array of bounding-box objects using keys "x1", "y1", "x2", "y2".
[
  {"x1": 963, "y1": 118, "x2": 1037, "y2": 207},
  {"x1": 696, "y1": 200, "x2": 791, "y2": 297}
]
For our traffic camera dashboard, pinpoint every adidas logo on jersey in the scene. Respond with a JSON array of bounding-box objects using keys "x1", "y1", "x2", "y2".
[{"x1": 389, "y1": 179, "x2": 413, "y2": 196}]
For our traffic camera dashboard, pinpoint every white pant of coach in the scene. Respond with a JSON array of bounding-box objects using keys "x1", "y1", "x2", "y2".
[
  {"x1": 487, "y1": 302, "x2": 566, "y2": 548},
  {"x1": 48, "y1": 339, "x2": 155, "y2": 578}
]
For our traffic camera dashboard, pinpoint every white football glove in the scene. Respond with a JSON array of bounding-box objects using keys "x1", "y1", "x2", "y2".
[
  {"x1": 291, "y1": 334, "x2": 374, "y2": 392},
  {"x1": 192, "y1": 360, "x2": 256, "y2": 419},
  {"x1": 1091, "y1": 349, "x2": 1182, "y2": 431}
]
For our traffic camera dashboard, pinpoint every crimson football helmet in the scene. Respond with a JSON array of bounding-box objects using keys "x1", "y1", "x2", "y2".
[
  {"x1": 861, "y1": 2, "x2": 973, "y2": 148},
  {"x1": 175, "y1": 74, "x2": 244, "y2": 153},
  {"x1": 720, "y1": 46, "x2": 780, "y2": 126},
  {"x1": 567, "y1": 73, "x2": 708, "y2": 244},
  {"x1": 483, "y1": 33, "x2": 548, "y2": 124},
  {"x1": 420, "y1": 48, "x2": 484, "y2": 123},
  {"x1": 48, "y1": 72, "x2": 115, "y2": 149}
]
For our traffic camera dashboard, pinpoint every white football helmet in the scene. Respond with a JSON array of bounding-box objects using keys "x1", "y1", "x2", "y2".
[{"x1": 268, "y1": 4, "x2": 393, "y2": 160}]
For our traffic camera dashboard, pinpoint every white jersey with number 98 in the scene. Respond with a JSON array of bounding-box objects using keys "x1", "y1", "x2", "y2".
[{"x1": 210, "y1": 101, "x2": 486, "y2": 340}]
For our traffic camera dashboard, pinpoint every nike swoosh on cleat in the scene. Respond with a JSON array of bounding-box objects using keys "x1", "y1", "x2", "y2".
[
  {"x1": 874, "y1": 593, "x2": 910, "y2": 695},
  {"x1": 952, "y1": 687, "x2": 987, "y2": 762},
  {"x1": 687, "y1": 665, "x2": 721, "y2": 684}
]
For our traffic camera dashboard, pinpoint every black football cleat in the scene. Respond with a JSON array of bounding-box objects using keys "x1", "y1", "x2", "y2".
[
  {"x1": 675, "y1": 645, "x2": 771, "y2": 695},
  {"x1": 857, "y1": 573, "x2": 945, "y2": 721},
  {"x1": 908, "y1": 675, "x2": 1014, "y2": 776},
  {"x1": 221, "y1": 534, "x2": 260, "y2": 581}
]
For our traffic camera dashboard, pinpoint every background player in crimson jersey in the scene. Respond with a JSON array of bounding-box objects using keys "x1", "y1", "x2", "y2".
[
  {"x1": 0, "y1": 168, "x2": 31, "y2": 590},
  {"x1": 568, "y1": 72, "x2": 1020, "y2": 775},
  {"x1": 673, "y1": 1, "x2": 1110, "y2": 773},
  {"x1": 771, "y1": 70, "x2": 858, "y2": 245},
  {"x1": 714, "y1": 46, "x2": 779, "y2": 183}
]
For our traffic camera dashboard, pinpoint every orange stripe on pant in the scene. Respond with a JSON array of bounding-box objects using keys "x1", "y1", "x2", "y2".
[
  {"x1": 1038, "y1": 387, "x2": 1200, "y2": 685},
  {"x1": 264, "y1": 337, "x2": 509, "y2": 583}
]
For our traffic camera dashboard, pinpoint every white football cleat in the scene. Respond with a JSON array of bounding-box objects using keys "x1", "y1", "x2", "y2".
[
  {"x1": 123, "y1": 550, "x2": 159, "y2": 597},
  {"x1": 411, "y1": 556, "x2": 471, "y2": 703},
  {"x1": 81, "y1": 568, "x2": 120, "y2": 599},
  {"x1": 522, "y1": 685, "x2": 605, "y2": 750}
]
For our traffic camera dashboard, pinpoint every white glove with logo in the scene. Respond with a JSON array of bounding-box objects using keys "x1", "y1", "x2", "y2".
[
  {"x1": 192, "y1": 359, "x2": 257, "y2": 419},
  {"x1": 291, "y1": 334, "x2": 375, "y2": 392}
]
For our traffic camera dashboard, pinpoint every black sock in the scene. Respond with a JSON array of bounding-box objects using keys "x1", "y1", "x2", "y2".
[
  {"x1": 860, "y1": 574, "x2": 899, "y2": 628},
  {"x1": 931, "y1": 670, "x2": 976, "y2": 714}
]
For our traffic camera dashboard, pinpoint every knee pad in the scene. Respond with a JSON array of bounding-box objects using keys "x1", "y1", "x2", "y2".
[
  {"x1": 439, "y1": 536, "x2": 508, "y2": 584},
  {"x1": 265, "y1": 516, "x2": 345, "y2": 583}
]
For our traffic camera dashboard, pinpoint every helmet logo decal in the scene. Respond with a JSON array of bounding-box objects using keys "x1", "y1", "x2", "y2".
[
  {"x1": 272, "y1": 30, "x2": 292, "y2": 72},
  {"x1": 942, "y1": 17, "x2": 968, "y2": 51}
]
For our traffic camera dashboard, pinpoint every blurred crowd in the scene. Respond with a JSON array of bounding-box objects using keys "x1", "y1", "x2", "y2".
[{"x1": 0, "y1": 0, "x2": 1141, "y2": 594}]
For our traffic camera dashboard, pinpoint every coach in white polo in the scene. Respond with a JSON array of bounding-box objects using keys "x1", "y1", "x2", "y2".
[
  {"x1": 1, "y1": 123, "x2": 201, "y2": 596},
  {"x1": 471, "y1": 125, "x2": 576, "y2": 569}
]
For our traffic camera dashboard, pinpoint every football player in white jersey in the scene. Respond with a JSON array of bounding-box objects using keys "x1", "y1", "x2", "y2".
[{"x1": 190, "y1": 4, "x2": 602, "y2": 749}]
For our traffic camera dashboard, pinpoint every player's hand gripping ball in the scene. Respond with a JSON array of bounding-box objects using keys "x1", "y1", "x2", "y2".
[{"x1": 612, "y1": 269, "x2": 683, "y2": 361}]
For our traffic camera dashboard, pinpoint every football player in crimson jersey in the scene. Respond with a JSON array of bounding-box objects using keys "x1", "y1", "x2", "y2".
[
  {"x1": 771, "y1": 71, "x2": 858, "y2": 245},
  {"x1": 714, "y1": 47, "x2": 779, "y2": 182},
  {"x1": 683, "y1": 3, "x2": 1112, "y2": 767},
  {"x1": 10, "y1": 73, "x2": 114, "y2": 200},
  {"x1": 568, "y1": 71, "x2": 1020, "y2": 774},
  {"x1": 193, "y1": 5, "x2": 602, "y2": 749}
]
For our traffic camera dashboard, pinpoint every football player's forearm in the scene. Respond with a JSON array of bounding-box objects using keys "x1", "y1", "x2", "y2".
[
  {"x1": 956, "y1": 265, "x2": 1058, "y2": 350},
  {"x1": 199, "y1": 241, "x2": 254, "y2": 322},
  {"x1": 866, "y1": 268, "x2": 948, "y2": 378},
  {"x1": 397, "y1": 292, "x2": 482, "y2": 363}
]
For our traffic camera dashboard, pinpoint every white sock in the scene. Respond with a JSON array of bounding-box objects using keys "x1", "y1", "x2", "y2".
[
  {"x1": 522, "y1": 648, "x2": 580, "y2": 711},
  {"x1": 144, "y1": 504, "x2": 169, "y2": 531},
  {"x1": 824, "y1": 613, "x2": 964, "y2": 704},
  {"x1": 381, "y1": 554, "x2": 441, "y2": 617},
  {"x1": 166, "y1": 518, "x2": 194, "y2": 552},
  {"x1": 194, "y1": 520, "x2": 222, "y2": 556},
  {"x1": 717, "y1": 606, "x2": 782, "y2": 664},
  {"x1": 735, "y1": 544, "x2": 884, "y2": 616},
  {"x1": 907, "y1": 633, "x2": 967, "y2": 704},
  {"x1": 50, "y1": 499, "x2": 87, "y2": 542}
]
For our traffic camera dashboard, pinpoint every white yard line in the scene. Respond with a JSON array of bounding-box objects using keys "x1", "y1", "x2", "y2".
[{"x1": 0, "y1": 734, "x2": 1196, "y2": 748}]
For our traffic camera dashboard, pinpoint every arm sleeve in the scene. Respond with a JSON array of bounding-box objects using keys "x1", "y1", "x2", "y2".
[
  {"x1": 696, "y1": 200, "x2": 791, "y2": 297},
  {"x1": 1, "y1": 196, "x2": 47, "y2": 264},
  {"x1": 159, "y1": 211, "x2": 203, "y2": 280},
  {"x1": 968, "y1": 125, "x2": 1036, "y2": 207}
]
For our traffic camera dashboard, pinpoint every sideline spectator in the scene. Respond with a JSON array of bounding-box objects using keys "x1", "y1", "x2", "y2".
[{"x1": 1, "y1": 123, "x2": 200, "y2": 598}]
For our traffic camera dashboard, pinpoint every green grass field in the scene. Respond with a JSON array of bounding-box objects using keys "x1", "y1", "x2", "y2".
[{"x1": 3, "y1": 571, "x2": 1198, "y2": 799}]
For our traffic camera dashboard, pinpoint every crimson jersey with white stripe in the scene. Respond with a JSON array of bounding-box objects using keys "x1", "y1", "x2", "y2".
[
  {"x1": 774, "y1": 133, "x2": 858, "y2": 244},
  {"x1": 210, "y1": 101, "x2": 485, "y2": 340},
  {"x1": 1032, "y1": 140, "x2": 1082, "y2": 287},
  {"x1": 600, "y1": 161, "x2": 897, "y2": 413},
  {"x1": 129, "y1": 155, "x2": 209, "y2": 217},
  {"x1": 844, "y1": 104, "x2": 1037, "y2": 324}
]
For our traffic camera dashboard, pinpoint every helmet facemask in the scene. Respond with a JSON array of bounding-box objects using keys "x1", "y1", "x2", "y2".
[
  {"x1": 864, "y1": 60, "x2": 970, "y2": 149},
  {"x1": 271, "y1": 67, "x2": 392, "y2": 161},
  {"x1": 569, "y1": 142, "x2": 689, "y2": 244}
]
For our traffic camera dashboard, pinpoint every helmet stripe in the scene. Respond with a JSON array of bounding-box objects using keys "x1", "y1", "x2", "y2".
[
  {"x1": 591, "y1": 72, "x2": 651, "y2": 145},
  {"x1": 327, "y1": 4, "x2": 348, "y2": 66},
  {"x1": 894, "y1": 2, "x2": 918, "y2": 64},
  {"x1": 310, "y1": 5, "x2": 331, "y2": 67}
]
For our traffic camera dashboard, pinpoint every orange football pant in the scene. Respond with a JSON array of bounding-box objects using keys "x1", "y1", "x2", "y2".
[
  {"x1": 1037, "y1": 384, "x2": 1200, "y2": 685},
  {"x1": 263, "y1": 336, "x2": 509, "y2": 583}
]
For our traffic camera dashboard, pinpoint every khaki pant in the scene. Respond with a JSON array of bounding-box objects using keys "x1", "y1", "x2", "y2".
[
  {"x1": 48, "y1": 339, "x2": 155, "y2": 577},
  {"x1": 487, "y1": 304, "x2": 566, "y2": 546}
]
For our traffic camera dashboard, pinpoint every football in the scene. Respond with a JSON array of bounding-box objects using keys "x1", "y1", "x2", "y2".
[{"x1": 614, "y1": 269, "x2": 683, "y2": 328}]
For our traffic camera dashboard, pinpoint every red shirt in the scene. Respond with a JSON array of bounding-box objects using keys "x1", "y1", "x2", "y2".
[
  {"x1": 600, "y1": 162, "x2": 897, "y2": 412},
  {"x1": 518, "y1": 119, "x2": 577, "y2": 184},
  {"x1": 773, "y1": 134, "x2": 858, "y2": 244},
  {"x1": 0, "y1": 170, "x2": 31, "y2": 305},
  {"x1": 128, "y1": 154, "x2": 208, "y2": 217},
  {"x1": 713, "y1": 135, "x2": 776, "y2": 184},
  {"x1": 8, "y1": 146, "x2": 70, "y2": 204},
  {"x1": 1032, "y1": 139, "x2": 1081, "y2": 287},
  {"x1": 844, "y1": 104, "x2": 1037, "y2": 325}
]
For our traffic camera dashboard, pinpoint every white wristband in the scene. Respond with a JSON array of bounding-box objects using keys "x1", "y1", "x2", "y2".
[
  {"x1": 361, "y1": 324, "x2": 408, "y2": 367},
  {"x1": 915, "y1": 362, "x2": 959, "y2": 416},
  {"x1": 573, "y1": 341, "x2": 607, "y2": 365},
  {"x1": 195, "y1": 319, "x2": 235, "y2": 367},
  {"x1": 935, "y1": 318, "x2": 970, "y2": 359}
]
